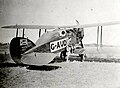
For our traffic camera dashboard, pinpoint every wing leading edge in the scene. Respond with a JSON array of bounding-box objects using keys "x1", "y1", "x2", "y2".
[
  {"x1": 1, "y1": 21, "x2": 120, "y2": 29},
  {"x1": 77, "y1": 21, "x2": 120, "y2": 28},
  {"x1": 1, "y1": 25, "x2": 60, "y2": 29}
]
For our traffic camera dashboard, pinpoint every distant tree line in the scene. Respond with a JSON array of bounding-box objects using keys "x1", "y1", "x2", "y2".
[
  {"x1": 0, "y1": 42, "x2": 9, "y2": 46},
  {"x1": 0, "y1": 43, "x2": 9, "y2": 49}
]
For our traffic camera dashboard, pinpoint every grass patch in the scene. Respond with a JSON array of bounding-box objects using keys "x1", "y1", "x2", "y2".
[
  {"x1": 84, "y1": 57, "x2": 120, "y2": 63},
  {"x1": 0, "y1": 54, "x2": 10, "y2": 63}
]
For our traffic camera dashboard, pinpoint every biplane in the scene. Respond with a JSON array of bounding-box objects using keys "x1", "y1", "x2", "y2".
[{"x1": 1, "y1": 20, "x2": 120, "y2": 65}]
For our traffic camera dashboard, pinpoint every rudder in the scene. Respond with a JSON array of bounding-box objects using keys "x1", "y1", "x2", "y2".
[{"x1": 10, "y1": 37, "x2": 35, "y2": 64}]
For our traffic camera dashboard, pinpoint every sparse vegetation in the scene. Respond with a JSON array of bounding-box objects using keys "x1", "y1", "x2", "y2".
[
  {"x1": 0, "y1": 54, "x2": 11, "y2": 63},
  {"x1": 0, "y1": 54, "x2": 6, "y2": 63},
  {"x1": 0, "y1": 43, "x2": 9, "y2": 49},
  {"x1": 84, "y1": 57, "x2": 120, "y2": 63}
]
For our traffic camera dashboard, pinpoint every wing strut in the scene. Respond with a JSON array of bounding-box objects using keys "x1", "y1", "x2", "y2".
[
  {"x1": 100, "y1": 26, "x2": 103, "y2": 47},
  {"x1": 23, "y1": 28, "x2": 25, "y2": 38},
  {"x1": 16, "y1": 28, "x2": 18, "y2": 37},
  {"x1": 45, "y1": 29, "x2": 47, "y2": 32},
  {"x1": 39, "y1": 29, "x2": 41, "y2": 37},
  {"x1": 97, "y1": 26, "x2": 103, "y2": 50},
  {"x1": 97, "y1": 26, "x2": 99, "y2": 50}
]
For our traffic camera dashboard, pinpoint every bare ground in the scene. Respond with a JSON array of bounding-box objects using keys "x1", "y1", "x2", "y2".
[{"x1": 1, "y1": 46, "x2": 120, "y2": 88}]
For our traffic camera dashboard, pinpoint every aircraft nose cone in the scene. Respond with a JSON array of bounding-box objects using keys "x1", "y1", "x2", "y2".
[{"x1": 59, "y1": 30, "x2": 66, "y2": 37}]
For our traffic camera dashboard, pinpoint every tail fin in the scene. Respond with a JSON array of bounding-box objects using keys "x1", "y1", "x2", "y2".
[{"x1": 10, "y1": 37, "x2": 36, "y2": 64}]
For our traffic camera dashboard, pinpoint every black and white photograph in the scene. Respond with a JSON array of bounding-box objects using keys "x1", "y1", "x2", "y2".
[{"x1": 0, "y1": 0, "x2": 120, "y2": 88}]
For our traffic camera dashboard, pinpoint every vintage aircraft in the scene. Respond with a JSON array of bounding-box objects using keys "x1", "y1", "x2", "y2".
[{"x1": 1, "y1": 20, "x2": 120, "y2": 65}]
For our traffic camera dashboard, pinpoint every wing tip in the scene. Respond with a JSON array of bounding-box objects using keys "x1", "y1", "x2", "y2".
[
  {"x1": 1, "y1": 26, "x2": 9, "y2": 28},
  {"x1": 1, "y1": 25, "x2": 17, "y2": 29}
]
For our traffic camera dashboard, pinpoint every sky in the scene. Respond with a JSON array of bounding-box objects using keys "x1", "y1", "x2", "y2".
[{"x1": 0, "y1": 0, "x2": 120, "y2": 45}]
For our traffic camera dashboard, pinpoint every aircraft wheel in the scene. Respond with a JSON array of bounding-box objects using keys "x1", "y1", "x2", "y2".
[
  {"x1": 79, "y1": 54, "x2": 84, "y2": 62},
  {"x1": 60, "y1": 52, "x2": 66, "y2": 61}
]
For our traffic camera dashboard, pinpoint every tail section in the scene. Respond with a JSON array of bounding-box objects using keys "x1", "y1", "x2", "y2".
[{"x1": 10, "y1": 37, "x2": 35, "y2": 64}]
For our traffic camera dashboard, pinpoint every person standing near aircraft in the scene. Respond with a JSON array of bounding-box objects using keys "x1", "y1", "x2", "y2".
[
  {"x1": 69, "y1": 28, "x2": 84, "y2": 53},
  {"x1": 75, "y1": 28, "x2": 84, "y2": 61},
  {"x1": 61, "y1": 28, "x2": 84, "y2": 62},
  {"x1": 76, "y1": 28, "x2": 84, "y2": 48}
]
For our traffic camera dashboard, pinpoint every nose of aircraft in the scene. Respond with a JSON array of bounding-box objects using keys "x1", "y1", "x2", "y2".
[{"x1": 59, "y1": 30, "x2": 66, "y2": 37}]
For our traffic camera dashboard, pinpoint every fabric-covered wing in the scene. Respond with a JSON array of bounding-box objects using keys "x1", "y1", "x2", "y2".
[
  {"x1": 76, "y1": 21, "x2": 120, "y2": 28},
  {"x1": 1, "y1": 21, "x2": 120, "y2": 29},
  {"x1": 1, "y1": 25, "x2": 59, "y2": 29}
]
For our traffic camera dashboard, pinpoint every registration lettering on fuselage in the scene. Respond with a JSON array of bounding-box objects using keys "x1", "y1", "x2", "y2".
[{"x1": 50, "y1": 38, "x2": 68, "y2": 52}]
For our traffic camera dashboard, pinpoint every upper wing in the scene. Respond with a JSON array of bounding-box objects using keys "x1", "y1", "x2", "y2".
[
  {"x1": 76, "y1": 21, "x2": 120, "y2": 28},
  {"x1": 1, "y1": 25, "x2": 60, "y2": 29},
  {"x1": 1, "y1": 21, "x2": 120, "y2": 29},
  {"x1": 1, "y1": 24, "x2": 78, "y2": 29}
]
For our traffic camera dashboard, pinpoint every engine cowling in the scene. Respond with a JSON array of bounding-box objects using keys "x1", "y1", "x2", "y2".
[{"x1": 59, "y1": 30, "x2": 66, "y2": 37}]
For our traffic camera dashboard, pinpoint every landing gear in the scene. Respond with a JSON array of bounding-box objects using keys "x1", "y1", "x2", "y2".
[
  {"x1": 79, "y1": 54, "x2": 84, "y2": 62},
  {"x1": 60, "y1": 49, "x2": 67, "y2": 61}
]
